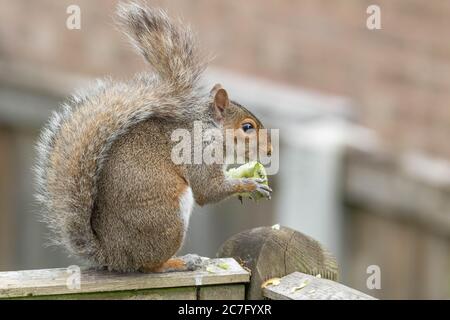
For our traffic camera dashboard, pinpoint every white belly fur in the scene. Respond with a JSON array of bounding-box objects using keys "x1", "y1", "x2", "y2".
[{"x1": 179, "y1": 187, "x2": 194, "y2": 233}]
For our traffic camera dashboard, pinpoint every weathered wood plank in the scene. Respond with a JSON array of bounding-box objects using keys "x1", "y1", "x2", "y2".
[
  {"x1": 263, "y1": 272, "x2": 376, "y2": 300},
  {"x1": 0, "y1": 258, "x2": 249, "y2": 299},
  {"x1": 198, "y1": 284, "x2": 245, "y2": 300},
  {"x1": 13, "y1": 287, "x2": 197, "y2": 300}
]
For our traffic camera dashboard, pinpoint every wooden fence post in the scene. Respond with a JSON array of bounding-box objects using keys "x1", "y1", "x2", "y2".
[{"x1": 217, "y1": 226, "x2": 339, "y2": 299}]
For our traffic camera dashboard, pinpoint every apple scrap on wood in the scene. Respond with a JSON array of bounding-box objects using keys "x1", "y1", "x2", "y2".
[{"x1": 226, "y1": 161, "x2": 270, "y2": 202}]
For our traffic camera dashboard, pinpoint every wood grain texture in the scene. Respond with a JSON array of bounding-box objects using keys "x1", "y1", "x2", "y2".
[
  {"x1": 198, "y1": 284, "x2": 245, "y2": 300},
  {"x1": 217, "y1": 226, "x2": 338, "y2": 299},
  {"x1": 0, "y1": 258, "x2": 249, "y2": 299},
  {"x1": 13, "y1": 287, "x2": 197, "y2": 300},
  {"x1": 263, "y1": 272, "x2": 376, "y2": 300}
]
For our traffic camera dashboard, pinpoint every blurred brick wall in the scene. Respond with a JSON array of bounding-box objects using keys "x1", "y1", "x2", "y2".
[{"x1": 0, "y1": 0, "x2": 449, "y2": 159}]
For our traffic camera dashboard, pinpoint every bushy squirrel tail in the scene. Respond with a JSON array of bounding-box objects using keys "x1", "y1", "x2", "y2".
[{"x1": 116, "y1": 2, "x2": 208, "y2": 94}]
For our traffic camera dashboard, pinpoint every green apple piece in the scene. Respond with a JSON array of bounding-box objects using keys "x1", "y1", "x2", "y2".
[{"x1": 226, "y1": 161, "x2": 269, "y2": 200}]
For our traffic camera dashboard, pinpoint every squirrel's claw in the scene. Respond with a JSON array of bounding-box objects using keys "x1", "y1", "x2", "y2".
[{"x1": 253, "y1": 182, "x2": 272, "y2": 200}]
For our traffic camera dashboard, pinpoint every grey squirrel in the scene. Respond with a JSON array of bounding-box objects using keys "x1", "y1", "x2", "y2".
[{"x1": 35, "y1": 2, "x2": 272, "y2": 272}]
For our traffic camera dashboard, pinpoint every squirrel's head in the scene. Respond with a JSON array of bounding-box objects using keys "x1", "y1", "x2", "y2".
[{"x1": 209, "y1": 83, "x2": 272, "y2": 162}]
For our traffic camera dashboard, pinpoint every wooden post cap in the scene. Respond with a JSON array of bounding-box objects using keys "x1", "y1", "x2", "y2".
[{"x1": 216, "y1": 226, "x2": 339, "y2": 300}]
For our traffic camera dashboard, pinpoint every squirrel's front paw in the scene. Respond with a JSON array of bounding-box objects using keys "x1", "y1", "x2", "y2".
[{"x1": 244, "y1": 178, "x2": 272, "y2": 200}]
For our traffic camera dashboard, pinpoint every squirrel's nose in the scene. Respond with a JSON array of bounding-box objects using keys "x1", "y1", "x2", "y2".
[{"x1": 267, "y1": 146, "x2": 272, "y2": 156}]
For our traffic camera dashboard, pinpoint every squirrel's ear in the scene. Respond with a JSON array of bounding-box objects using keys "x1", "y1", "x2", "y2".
[
  {"x1": 214, "y1": 88, "x2": 229, "y2": 111},
  {"x1": 211, "y1": 86, "x2": 229, "y2": 123},
  {"x1": 210, "y1": 83, "x2": 223, "y2": 96}
]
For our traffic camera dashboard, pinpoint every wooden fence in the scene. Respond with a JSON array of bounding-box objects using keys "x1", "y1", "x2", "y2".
[{"x1": 0, "y1": 226, "x2": 375, "y2": 300}]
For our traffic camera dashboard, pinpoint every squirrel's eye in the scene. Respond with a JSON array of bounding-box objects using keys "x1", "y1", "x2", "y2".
[{"x1": 242, "y1": 122, "x2": 254, "y2": 133}]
